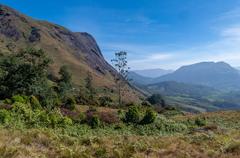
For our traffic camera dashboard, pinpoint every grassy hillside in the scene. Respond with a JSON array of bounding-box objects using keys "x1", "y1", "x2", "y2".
[
  {"x1": 0, "y1": 105, "x2": 239, "y2": 158},
  {"x1": 0, "y1": 4, "x2": 142, "y2": 103}
]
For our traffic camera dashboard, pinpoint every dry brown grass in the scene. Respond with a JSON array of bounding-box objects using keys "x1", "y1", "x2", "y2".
[{"x1": 0, "y1": 128, "x2": 240, "y2": 158}]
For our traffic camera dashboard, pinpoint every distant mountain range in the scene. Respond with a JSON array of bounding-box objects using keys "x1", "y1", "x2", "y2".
[
  {"x1": 133, "y1": 69, "x2": 173, "y2": 78},
  {"x1": 131, "y1": 62, "x2": 240, "y2": 91},
  {"x1": 130, "y1": 62, "x2": 240, "y2": 112},
  {"x1": 154, "y1": 62, "x2": 240, "y2": 91}
]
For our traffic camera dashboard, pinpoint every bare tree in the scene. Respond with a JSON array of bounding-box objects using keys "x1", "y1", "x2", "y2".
[{"x1": 111, "y1": 51, "x2": 130, "y2": 106}]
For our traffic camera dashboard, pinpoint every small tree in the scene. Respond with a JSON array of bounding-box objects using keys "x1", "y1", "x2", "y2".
[
  {"x1": 85, "y1": 72, "x2": 96, "y2": 103},
  {"x1": 58, "y1": 65, "x2": 73, "y2": 100},
  {"x1": 111, "y1": 51, "x2": 130, "y2": 106}
]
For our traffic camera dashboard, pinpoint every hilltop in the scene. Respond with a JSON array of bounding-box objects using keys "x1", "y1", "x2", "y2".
[{"x1": 154, "y1": 62, "x2": 240, "y2": 91}]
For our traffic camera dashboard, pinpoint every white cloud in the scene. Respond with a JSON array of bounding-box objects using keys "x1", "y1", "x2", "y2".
[{"x1": 220, "y1": 26, "x2": 240, "y2": 40}]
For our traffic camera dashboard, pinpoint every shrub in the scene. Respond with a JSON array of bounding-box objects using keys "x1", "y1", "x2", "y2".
[
  {"x1": 99, "y1": 111, "x2": 120, "y2": 124},
  {"x1": 141, "y1": 109, "x2": 157, "y2": 124},
  {"x1": 89, "y1": 115, "x2": 101, "y2": 128},
  {"x1": 34, "y1": 109, "x2": 50, "y2": 126},
  {"x1": 11, "y1": 102, "x2": 32, "y2": 120},
  {"x1": 11, "y1": 95, "x2": 28, "y2": 104},
  {"x1": 195, "y1": 117, "x2": 207, "y2": 126},
  {"x1": 77, "y1": 112, "x2": 86, "y2": 123},
  {"x1": 62, "y1": 117, "x2": 73, "y2": 126},
  {"x1": 30, "y1": 96, "x2": 41, "y2": 109},
  {"x1": 48, "y1": 112, "x2": 62, "y2": 128},
  {"x1": 3, "y1": 98, "x2": 12, "y2": 104},
  {"x1": 125, "y1": 106, "x2": 141, "y2": 124},
  {"x1": 98, "y1": 96, "x2": 113, "y2": 107},
  {"x1": 0, "y1": 109, "x2": 11, "y2": 124},
  {"x1": 64, "y1": 97, "x2": 76, "y2": 110}
]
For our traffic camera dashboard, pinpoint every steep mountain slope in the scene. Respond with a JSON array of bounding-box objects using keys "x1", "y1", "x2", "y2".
[
  {"x1": 133, "y1": 68, "x2": 173, "y2": 78},
  {"x1": 154, "y1": 62, "x2": 240, "y2": 91},
  {"x1": 0, "y1": 4, "x2": 141, "y2": 102}
]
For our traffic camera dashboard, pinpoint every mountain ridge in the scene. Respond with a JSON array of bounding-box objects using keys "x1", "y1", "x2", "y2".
[
  {"x1": 0, "y1": 4, "x2": 142, "y2": 102},
  {"x1": 153, "y1": 61, "x2": 240, "y2": 90},
  {"x1": 133, "y1": 68, "x2": 173, "y2": 78}
]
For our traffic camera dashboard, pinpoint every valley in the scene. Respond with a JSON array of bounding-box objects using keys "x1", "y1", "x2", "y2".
[{"x1": 0, "y1": 2, "x2": 239, "y2": 158}]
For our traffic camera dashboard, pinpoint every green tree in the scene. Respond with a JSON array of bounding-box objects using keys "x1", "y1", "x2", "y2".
[
  {"x1": 58, "y1": 65, "x2": 73, "y2": 100},
  {"x1": 85, "y1": 72, "x2": 96, "y2": 101},
  {"x1": 0, "y1": 48, "x2": 52, "y2": 99},
  {"x1": 111, "y1": 51, "x2": 130, "y2": 106}
]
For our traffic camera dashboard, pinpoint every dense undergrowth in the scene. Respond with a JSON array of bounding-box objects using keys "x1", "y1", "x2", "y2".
[{"x1": 0, "y1": 95, "x2": 240, "y2": 157}]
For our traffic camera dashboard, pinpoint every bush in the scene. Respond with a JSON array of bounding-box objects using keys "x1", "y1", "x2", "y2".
[
  {"x1": 11, "y1": 95, "x2": 28, "y2": 104},
  {"x1": 125, "y1": 106, "x2": 141, "y2": 124},
  {"x1": 195, "y1": 117, "x2": 207, "y2": 126},
  {"x1": 99, "y1": 111, "x2": 120, "y2": 124},
  {"x1": 98, "y1": 96, "x2": 113, "y2": 107},
  {"x1": 30, "y1": 96, "x2": 41, "y2": 109},
  {"x1": 11, "y1": 102, "x2": 32, "y2": 120},
  {"x1": 0, "y1": 109, "x2": 11, "y2": 124},
  {"x1": 64, "y1": 97, "x2": 76, "y2": 110},
  {"x1": 48, "y1": 111, "x2": 62, "y2": 128},
  {"x1": 89, "y1": 115, "x2": 101, "y2": 128},
  {"x1": 3, "y1": 98, "x2": 12, "y2": 104},
  {"x1": 62, "y1": 117, "x2": 73, "y2": 126},
  {"x1": 141, "y1": 109, "x2": 157, "y2": 124}
]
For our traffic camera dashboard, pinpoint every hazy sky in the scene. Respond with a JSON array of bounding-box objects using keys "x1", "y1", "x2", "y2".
[{"x1": 1, "y1": 0, "x2": 240, "y2": 70}]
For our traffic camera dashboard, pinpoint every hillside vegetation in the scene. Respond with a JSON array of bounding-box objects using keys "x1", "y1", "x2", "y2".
[
  {"x1": 0, "y1": 4, "x2": 240, "y2": 158},
  {"x1": 0, "y1": 4, "x2": 141, "y2": 103}
]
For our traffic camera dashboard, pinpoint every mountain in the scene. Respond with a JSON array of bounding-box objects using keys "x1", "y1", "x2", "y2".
[
  {"x1": 0, "y1": 4, "x2": 141, "y2": 102},
  {"x1": 154, "y1": 62, "x2": 240, "y2": 91},
  {"x1": 147, "y1": 81, "x2": 220, "y2": 98},
  {"x1": 129, "y1": 71, "x2": 154, "y2": 85},
  {"x1": 133, "y1": 69, "x2": 173, "y2": 78}
]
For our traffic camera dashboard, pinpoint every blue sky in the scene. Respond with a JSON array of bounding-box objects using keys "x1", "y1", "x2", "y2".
[{"x1": 1, "y1": 0, "x2": 240, "y2": 70}]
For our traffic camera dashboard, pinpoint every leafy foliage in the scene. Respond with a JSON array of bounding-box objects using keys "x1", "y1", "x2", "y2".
[
  {"x1": 0, "y1": 48, "x2": 52, "y2": 98},
  {"x1": 89, "y1": 115, "x2": 101, "y2": 128},
  {"x1": 111, "y1": 51, "x2": 130, "y2": 106},
  {"x1": 63, "y1": 97, "x2": 76, "y2": 110},
  {"x1": 98, "y1": 96, "x2": 113, "y2": 107},
  {"x1": 141, "y1": 109, "x2": 157, "y2": 124},
  {"x1": 29, "y1": 96, "x2": 41, "y2": 109},
  {"x1": 0, "y1": 109, "x2": 11, "y2": 124},
  {"x1": 58, "y1": 65, "x2": 73, "y2": 101},
  {"x1": 125, "y1": 106, "x2": 141, "y2": 124}
]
